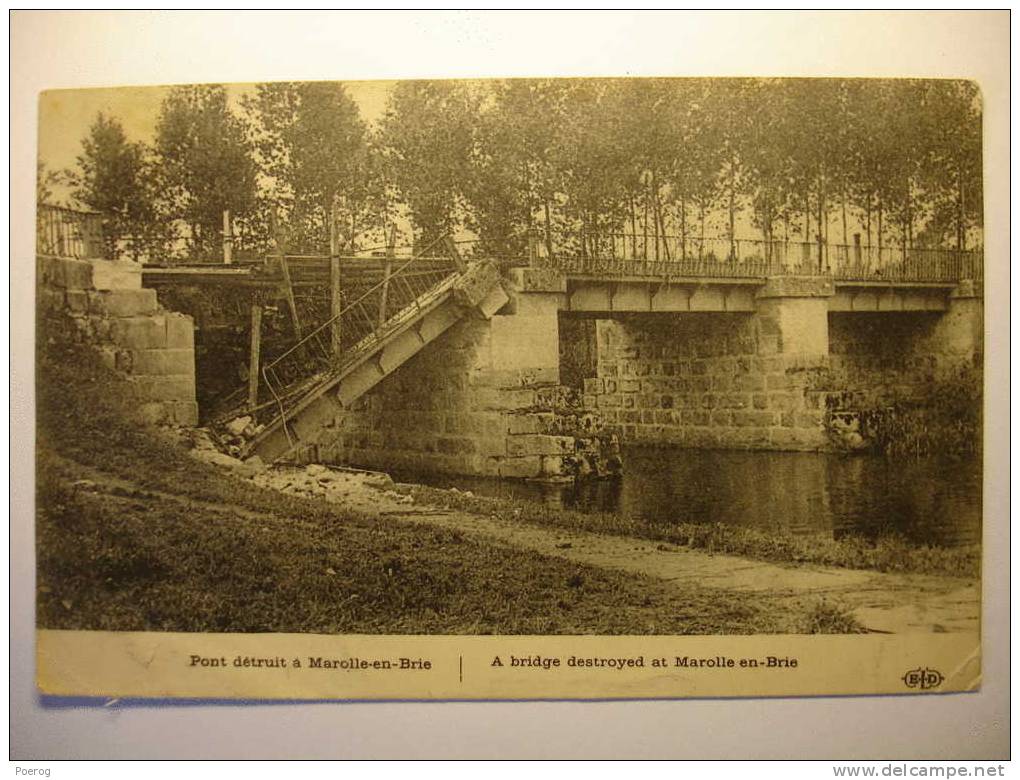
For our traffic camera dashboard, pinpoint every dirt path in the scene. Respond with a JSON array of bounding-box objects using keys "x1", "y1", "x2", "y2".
[
  {"x1": 65, "y1": 445, "x2": 980, "y2": 635},
  {"x1": 235, "y1": 460, "x2": 979, "y2": 635},
  {"x1": 380, "y1": 505, "x2": 979, "y2": 634}
]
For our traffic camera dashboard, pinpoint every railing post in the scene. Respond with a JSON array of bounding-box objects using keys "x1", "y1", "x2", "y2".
[
  {"x1": 378, "y1": 225, "x2": 396, "y2": 327},
  {"x1": 330, "y1": 211, "x2": 343, "y2": 359},
  {"x1": 444, "y1": 236, "x2": 467, "y2": 273},
  {"x1": 85, "y1": 213, "x2": 105, "y2": 259},
  {"x1": 58, "y1": 212, "x2": 68, "y2": 257},
  {"x1": 248, "y1": 302, "x2": 262, "y2": 409},
  {"x1": 272, "y1": 207, "x2": 302, "y2": 340},
  {"x1": 222, "y1": 209, "x2": 233, "y2": 265}
]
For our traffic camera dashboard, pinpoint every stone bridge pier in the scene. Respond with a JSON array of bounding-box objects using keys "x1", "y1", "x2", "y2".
[
  {"x1": 318, "y1": 267, "x2": 585, "y2": 480},
  {"x1": 562, "y1": 272, "x2": 982, "y2": 452},
  {"x1": 318, "y1": 266, "x2": 982, "y2": 477},
  {"x1": 559, "y1": 273, "x2": 839, "y2": 450}
]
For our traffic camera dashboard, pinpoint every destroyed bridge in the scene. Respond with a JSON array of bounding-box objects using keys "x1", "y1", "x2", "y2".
[{"x1": 38, "y1": 204, "x2": 983, "y2": 481}]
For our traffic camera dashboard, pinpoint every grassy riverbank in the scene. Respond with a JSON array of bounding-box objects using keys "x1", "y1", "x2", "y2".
[
  {"x1": 408, "y1": 486, "x2": 980, "y2": 580},
  {"x1": 37, "y1": 317, "x2": 860, "y2": 634}
]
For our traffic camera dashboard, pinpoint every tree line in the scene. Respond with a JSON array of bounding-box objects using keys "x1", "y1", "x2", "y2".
[{"x1": 45, "y1": 77, "x2": 982, "y2": 262}]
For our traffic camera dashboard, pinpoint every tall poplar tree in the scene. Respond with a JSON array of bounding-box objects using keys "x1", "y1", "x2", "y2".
[
  {"x1": 69, "y1": 113, "x2": 156, "y2": 259},
  {"x1": 378, "y1": 81, "x2": 479, "y2": 250},
  {"x1": 247, "y1": 81, "x2": 384, "y2": 253},
  {"x1": 155, "y1": 85, "x2": 257, "y2": 259}
]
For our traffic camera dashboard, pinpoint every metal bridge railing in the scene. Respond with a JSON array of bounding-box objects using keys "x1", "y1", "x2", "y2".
[
  {"x1": 523, "y1": 232, "x2": 982, "y2": 285},
  {"x1": 36, "y1": 204, "x2": 106, "y2": 259},
  {"x1": 828, "y1": 245, "x2": 984, "y2": 284},
  {"x1": 257, "y1": 241, "x2": 460, "y2": 433}
]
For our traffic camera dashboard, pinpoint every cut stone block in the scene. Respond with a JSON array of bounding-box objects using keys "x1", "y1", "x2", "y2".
[
  {"x1": 506, "y1": 434, "x2": 574, "y2": 457},
  {"x1": 37, "y1": 288, "x2": 66, "y2": 312},
  {"x1": 96, "y1": 347, "x2": 117, "y2": 371},
  {"x1": 506, "y1": 412, "x2": 554, "y2": 435},
  {"x1": 109, "y1": 315, "x2": 168, "y2": 350},
  {"x1": 540, "y1": 455, "x2": 570, "y2": 477},
  {"x1": 130, "y1": 374, "x2": 196, "y2": 403},
  {"x1": 166, "y1": 313, "x2": 195, "y2": 349},
  {"x1": 65, "y1": 290, "x2": 89, "y2": 314},
  {"x1": 136, "y1": 402, "x2": 170, "y2": 426},
  {"x1": 172, "y1": 401, "x2": 200, "y2": 426},
  {"x1": 127, "y1": 348, "x2": 196, "y2": 376},
  {"x1": 497, "y1": 455, "x2": 543, "y2": 478},
  {"x1": 38, "y1": 256, "x2": 93, "y2": 289},
  {"x1": 88, "y1": 289, "x2": 158, "y2": 317},
  {"x1": 490, "y1": 387, "x2": 538, "y2": 411},
  {"x1": 89, "y1": 259, "x2": 142, "y2": 291}
]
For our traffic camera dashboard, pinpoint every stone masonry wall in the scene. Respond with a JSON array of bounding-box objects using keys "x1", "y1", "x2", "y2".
[
  {"x1": 576, "y1": 299, "x2": 981, "y2": 452},
  {"x1": 580, "y1": 313, "x2": 829, "y2": 450},
  {"x1": 825, "y1": 310, "x2": 982, "y2": 410},
  {"x1": 314, "y1": 267, "x2": 615, "y2": 481},
  {"x1": 38, "y1": 255, "x2": 198, "y2": 426},
  {"x1": 318, "y1": 314, "x2": 589, "y2": 480}
]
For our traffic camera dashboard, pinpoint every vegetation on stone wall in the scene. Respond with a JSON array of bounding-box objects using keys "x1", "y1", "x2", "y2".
[{"x1": 825, "y1": 364, "x2": 982, "y2": 459}]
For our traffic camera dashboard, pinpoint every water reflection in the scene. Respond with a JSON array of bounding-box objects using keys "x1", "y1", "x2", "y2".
[{"x1": 395, "y1": 446, "x2": 982, "y2": 548}]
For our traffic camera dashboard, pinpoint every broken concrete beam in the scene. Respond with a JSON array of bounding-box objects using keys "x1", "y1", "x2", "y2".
[
  {"x1": 508, "y1": 267, "x2": 567, "y2": 293},
  {"x1": 473, "y1": 281, "x2": 510, "y2": 318},
  {"x1": 452, "y1": 261, "x2": 503, "y2": 310}
]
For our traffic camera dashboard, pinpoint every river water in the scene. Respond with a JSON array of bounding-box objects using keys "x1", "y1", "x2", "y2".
[{"x1": 398, "y1": 447, "x2": 982, "y2": 548}]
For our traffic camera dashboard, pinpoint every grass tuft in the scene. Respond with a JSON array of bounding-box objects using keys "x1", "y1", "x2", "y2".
[{"x1": 802, "y1": 601, "x2": 867, "y2": 634}]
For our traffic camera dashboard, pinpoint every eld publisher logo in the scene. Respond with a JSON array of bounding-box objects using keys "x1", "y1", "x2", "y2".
[{"x1": 902, "y1": 667, "x2": 944, "y2": 690}]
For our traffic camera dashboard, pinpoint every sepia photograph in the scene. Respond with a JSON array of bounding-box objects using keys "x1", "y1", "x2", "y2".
[
  {"x1": 12, "y1": 7, "x2": 1009, "y2": 762},
  {"x1": 36, "y1": 76, "x2": 983, "y2": 648}
]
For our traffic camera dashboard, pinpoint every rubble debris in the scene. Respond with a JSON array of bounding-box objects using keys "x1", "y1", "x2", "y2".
[{"x1": 225, "y1": 415, "x2": 252, "y2": 436}]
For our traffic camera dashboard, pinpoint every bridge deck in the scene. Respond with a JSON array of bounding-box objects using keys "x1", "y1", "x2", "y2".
[
  {"x1": 143, "y1": 256, "x2": 971, "y2": 317},
  {"x1": 561, "y1": 276, "x2": 954, "y2": 314}
]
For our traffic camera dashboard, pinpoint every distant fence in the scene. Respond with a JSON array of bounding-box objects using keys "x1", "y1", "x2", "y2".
[{"x1": 36, "y1": 204, "x2": 106, "y2": 259}]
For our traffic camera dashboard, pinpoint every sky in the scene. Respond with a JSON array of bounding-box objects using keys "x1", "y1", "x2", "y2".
[{"x1": 37, "y1": 80, "x2": 396, "y2": 174}]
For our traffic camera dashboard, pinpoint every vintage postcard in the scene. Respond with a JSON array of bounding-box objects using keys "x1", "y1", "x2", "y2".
[{"x1": 34, "y1": 75, "x2": 984, "y2": 701}]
